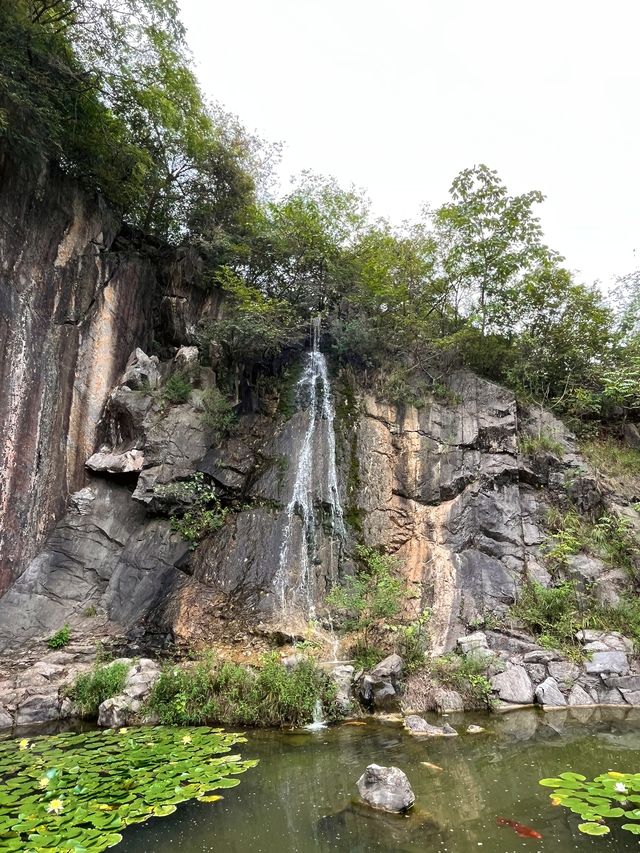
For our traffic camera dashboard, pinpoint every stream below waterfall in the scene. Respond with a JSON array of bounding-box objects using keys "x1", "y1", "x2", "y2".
[{"x1": 116, "y1": 709, "x2": 640, "y2": 853}]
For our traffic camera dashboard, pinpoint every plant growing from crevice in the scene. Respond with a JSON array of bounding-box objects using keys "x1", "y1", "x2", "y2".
[
  {"x1": 519, "y1": 432, "x2": 564, "y2": 457},
  {"x1": 155, "y1": 473, "x2": 228, "y2": 548},
  {"x1": 326, "y1": 546, "x2": 407, "y2": 662},
  {"x1": 162, "y1": 371, "x2": 192, "y2": 404},
  {"x1": 427, "y1": 652, "x2": 495, "y2": 708},
  {"x1": 201, "y1": 387, "x2": 237, "y2": 443},
  {"x1": 46, "y1": 624, "x2": 71, "y2": 650}
]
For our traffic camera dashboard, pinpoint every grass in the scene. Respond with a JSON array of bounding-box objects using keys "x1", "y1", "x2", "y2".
[
  {"x1": 427, "y1": 653, "x2": 494, "y2": 708},
  {"x1": 67, "y1": 661, "x2": 130, "y2": 717},
  {"x1": 580, "y1": 436, "x2": 640, "y2": 491},
  {"x1": 511, "y1": 581, "x2": 640, "y2": 656},
  {"x1": 146, "y1": 653, "x2": 340, "y2": 728},
  {"x1": 544, "y1": 507, "x2": 639, "y2": 579},
  {"x1": 46, "y1": 624, "x2": 71, "y2": 649},
  {"x1": 519, "y1": 432, "x2": 564, "y2": 457}
]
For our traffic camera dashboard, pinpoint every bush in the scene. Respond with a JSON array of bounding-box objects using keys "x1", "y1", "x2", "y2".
[
  {"x1": 511, "y1": 581, "x2": 581, "y2": 653},
  {"x1": 146, "y1": 653, "x2": 339, "y2": 728},
  {"x1": 202, "y1": 387, "x2": 237, "y2": 442},
  {"x1": 156, "y1": 474, "x2": 228, "y2": 548},
  {"x1": 67, "y1": 661, "x2": 130, "y2": 717},
  {"x1": 428, "y1": 653, "x2": 494, "y2": 708},
  {"x1": 163, "y1": 371, "x2": 192, "y2": 404},
  {"x1": 46, "y1": 625, "x2": 71, "y2": 649}
]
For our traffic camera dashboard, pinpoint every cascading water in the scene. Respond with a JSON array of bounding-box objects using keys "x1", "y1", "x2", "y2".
[{"x1": 274, "y1": 317, "x2": 345, "y2": 621}]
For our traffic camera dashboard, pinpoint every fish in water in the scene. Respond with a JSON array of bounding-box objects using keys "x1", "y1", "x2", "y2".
[
  {"x1": 497, "y1": 817, "x2": 543, "y2": 839},
  {"x1": 342, "y1": 721, "x2": 367, "y2": 727},
  {"x1": 420, "y1": 761, "x2": 443, "y2": 771}
]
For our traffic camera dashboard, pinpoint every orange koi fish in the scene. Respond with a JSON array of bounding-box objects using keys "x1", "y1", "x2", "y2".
[{"x1": 497, "y1": 817, "x2": 543, "y2": 839}]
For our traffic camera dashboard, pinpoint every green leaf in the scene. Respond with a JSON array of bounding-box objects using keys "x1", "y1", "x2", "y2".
[{"x1": 578, "y1": 822, "x2": 610, "y2": 836}]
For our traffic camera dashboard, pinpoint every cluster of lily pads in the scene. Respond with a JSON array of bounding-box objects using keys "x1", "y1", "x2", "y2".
[
  {"x1": 540, "y1": 771, "x2": 640, "y2": 836},
  {"x1": 0, "y1": 725, "x2": 257, "y2": 852}
]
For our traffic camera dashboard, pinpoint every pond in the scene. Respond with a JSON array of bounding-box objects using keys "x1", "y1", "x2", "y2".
[{"x1": 114, "y1": 708, "x2": 640, "y2": 853}]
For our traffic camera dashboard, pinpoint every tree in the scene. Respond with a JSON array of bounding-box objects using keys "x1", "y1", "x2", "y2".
[{"x1": 434, "y1": 164, "x2": 556, "y2": 335}]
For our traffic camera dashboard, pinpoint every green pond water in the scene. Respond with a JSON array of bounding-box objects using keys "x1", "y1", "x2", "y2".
[{"x1": 109, "y1": 708, "x2": 640, "y2": 853}]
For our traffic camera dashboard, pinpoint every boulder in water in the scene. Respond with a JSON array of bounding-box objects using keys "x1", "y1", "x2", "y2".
[{"x1": 357, "y1": 764, "x2": 415, "y2": 813}]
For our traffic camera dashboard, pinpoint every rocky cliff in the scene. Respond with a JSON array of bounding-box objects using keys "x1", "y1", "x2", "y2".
[{"x1": 2, "y1": 158, "x2": 640, "y2": 727}]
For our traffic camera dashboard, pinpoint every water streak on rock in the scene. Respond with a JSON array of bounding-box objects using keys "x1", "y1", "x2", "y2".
[{"x1": 274, "y1": 318, "x2": 345, "y2": 618}]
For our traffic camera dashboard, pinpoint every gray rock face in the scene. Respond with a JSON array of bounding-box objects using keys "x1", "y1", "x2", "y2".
[
  {"x1": 98, "y1": 696, "x2": 131, "y2": 728},
  {"x1": 86, "y1": 448, "x2": 144, "y2": 474},
  {"x1": 429, "y1": 688, "x2": 464, "y2": 713},
  {"x1": 491, "y1": 666, "x2": 534, "y2": 704},
  {"x1": 357, "y1": 764, "x2": 415, "y2": 813},
  {"x1": 568, "y1": 684, "x2": 594, "y2": 706},
  {"x1": 370, "y1": 654, "x2": 404, "y2": 681},
  {"x1": 535, "y1": 677, "x2": 567, "y2": 707},
  {"x1": 360, "y1": 676, "x2": 399, "y2": 712},
  {"x1": 548, "y1": 661, "x2": 580, "y2": 687},
  {"x1": 584, "y1": 652, "x2": 629, "y2": 676}
]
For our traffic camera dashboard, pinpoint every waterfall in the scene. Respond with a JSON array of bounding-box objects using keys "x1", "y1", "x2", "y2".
[
  {"x1": 305, "y1": 698, "x2": 327, "y2": 731},
  {"x1": 274, "y1": 317, "x2": 345, "y2": 620}
]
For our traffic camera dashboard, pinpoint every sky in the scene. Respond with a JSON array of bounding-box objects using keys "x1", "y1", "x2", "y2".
[{"x1": 178, "y1": 0, "x2": 640, "y2": 289}]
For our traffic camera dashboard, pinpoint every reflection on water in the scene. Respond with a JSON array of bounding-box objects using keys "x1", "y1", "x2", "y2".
[{"x1": 118, "y1": 708, "x2": 640, "y2": 853}]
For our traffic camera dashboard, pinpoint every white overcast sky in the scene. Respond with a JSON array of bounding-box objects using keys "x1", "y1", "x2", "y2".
[{"x1": 178, "y1": 0, "x2": 639, "y2": 288}]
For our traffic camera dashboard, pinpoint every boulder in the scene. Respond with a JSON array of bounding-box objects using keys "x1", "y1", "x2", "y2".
[
  {"x1": 603, "y1": 675, "x2": 640, "y2": 691},
  {"x1": 173, "y1": 346, "x2": 200, "y2": 374},
  {"x1": 535, "y1": 677, "x2": 566, "y2": 707},
  {"x1": 0, "y1": 708, "x2": 12, "y2": 729},
  {"x1": 370, "y1": 654, "x2": 404, "y2": 681},
  {"x1": 121, "y1": 348, "x2": 160, "y2": 390},
  {"x1": 584, "y1": 652, "x2": 629, "y2": 676},
  {"x1": 430, "y1": 688, "x2": 464, "y2": 713},
  {"x1": 490, "y1": 665, "x2": 534, "y2": 704},
  {"x1": 524, "y1": 664, "x2": 547, "y2": 684},
  {"x1": 98, "y1": 696, "x2": 132, "y2": 728},
  {"x1": 568, "y1": 684, "x2": 594, "y2": 706},
  {"x1": 547, "y1": 661, "x2": 580, "y2": 687},
  {"x1": 357, "y1": 764, "x2": 415, "y2": 813},
  {"x1": 466, "y1": 724, "x2": 485, "y2": 734},
  {"x1": 86, "y1": 448, "x2": 144, "y2": 474},
  {"x1": 403, "y1": 715, "x2": 458, "y2": 737},
  {"x1": 623, "y1": 422, "x2": 640, "y2": 450},
  {"x1": 523, "y1": 649, "x2": 561, "y2": 664},
  {"x1": 457, "y1": 632, "x2": 493, "y2": 663},
  {"x1": 621, "y1": 691, "x2": 640, "y2": 706},
  {"x1": 15, "y1": 692, "x2": 61, "y2": 725},
  {"x1": 596, "y1": 685, "x2": 626, "y2": 705}
]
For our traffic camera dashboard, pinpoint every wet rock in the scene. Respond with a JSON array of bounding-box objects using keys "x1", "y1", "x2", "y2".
[
  {"x1": 466, "y1": 724, "x2": 485, "y2": 734},
  {"x1": 490, "y1": 665, "x2": 534, "y2": 704},
  {"x1": 361, "y1": 678, "x2": 400, "y2": 713},
  {"x1": 584, "y1": 652, "x2": 629, "y2": 676},
  {"x1": 403, "y1": 715, "x2": 458, "y2": 736},
  {"x1": 535, "y1": 677, "x2": 566, "y2": 707},
  {"x1": 568, "y1": 684, "x2": 594, "y2": 706},
  {"x1": 329, "y1": 665, "x2": 355, "y2": 714},
  {"x1": 86, "y1": 448, "x2": 144, "y2": 474},
  {"x1": 357, "y1": 764, "x2": 415, "y2": 813}
]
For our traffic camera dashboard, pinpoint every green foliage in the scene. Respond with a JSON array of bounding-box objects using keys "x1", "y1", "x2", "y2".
[
  {"x1": 539, "y1": 771, "x2": 640, "y2": 836},
  {"x1": 581, "y1": 437, "x2": 640, "y2": 491},
  {"x1": 392, "y1": 609, "x2": 431, "y2": 673},
  {"x1": 326, "y1": 546, "x2": 406, "y2": 651},
  {"x1": 519, "y1": 432, "x2": 564, "y2": 457},
  {"x1": 428, "y1": 653, "x2": 494, "y2": 708},
  {"x1": 156, "y1": 473, "x2": 228, "y2": 548},
  {"x1": 147, "y1": 653, "x2": 338, "y2": 727},
  {"x1": 162, "y1": 371, "x2": 192, "y2": 404},
  {"x1": 201, "y1": 387, "x2": 237, "y2": 442},
  {"x1": 511, "y1": 581, "x2": 581, "y2": 655},
  {"x1": 46, "y1": 624, "x2": 71, "y2": 650},
  {"x1": 67, "y1": 662, "x2": 130, "y2": 717},
  {"x1": 544, "y1": 507, "x2": 639, "y2": 578},
  {"x1": 0, "y1": 726, "x2": 255, "y2": 852}
]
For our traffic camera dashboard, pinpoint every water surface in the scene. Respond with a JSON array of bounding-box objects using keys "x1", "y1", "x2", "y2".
[{"x1": 117, "y1": 708, "x2": 640, "y2": 852}]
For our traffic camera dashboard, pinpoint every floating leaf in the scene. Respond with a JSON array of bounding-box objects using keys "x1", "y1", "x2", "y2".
[{"x1": 578, "y1": 822, "x2": 610, "y2": 835}]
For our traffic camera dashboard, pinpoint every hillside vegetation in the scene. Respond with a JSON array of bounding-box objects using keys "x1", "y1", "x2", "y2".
[{"x1": 2, "y1": 0, "x2": 639, "y2": 437}]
